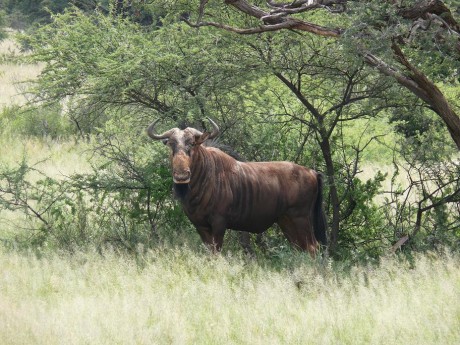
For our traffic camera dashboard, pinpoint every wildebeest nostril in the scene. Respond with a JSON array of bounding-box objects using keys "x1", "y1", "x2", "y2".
[
  {"x1": 173, "y1": 169, "x2": 190, "y2": 176},
  {"x1": 173, "y1": 169, "x2": 191, "y2": 183}
]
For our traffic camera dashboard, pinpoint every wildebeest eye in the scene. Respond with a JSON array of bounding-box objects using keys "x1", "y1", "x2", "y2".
[
  {"x1": 162, "y1": 139, "x2": 168, "y2": 145},
  {"x1": 167, "y1": 141, "x2": 177, "y2": 151}
]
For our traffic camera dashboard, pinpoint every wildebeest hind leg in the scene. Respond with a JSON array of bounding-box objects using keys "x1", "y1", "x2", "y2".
[{"x1": 277, "y1": 216, "x2": 318, "y2": 257}]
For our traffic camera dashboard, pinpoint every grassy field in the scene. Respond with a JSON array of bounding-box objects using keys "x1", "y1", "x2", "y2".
[{"x1": 0, "y1": 248, "x2": 459, "y2": 345}]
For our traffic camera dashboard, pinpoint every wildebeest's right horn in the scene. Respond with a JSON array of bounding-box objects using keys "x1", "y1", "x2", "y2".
[
  {"x1": 147, "y1": 119, "x2": 175, "y2": 140},
  {"x1": 207, "y1": 117, "x2": 220, "y2": 139}
]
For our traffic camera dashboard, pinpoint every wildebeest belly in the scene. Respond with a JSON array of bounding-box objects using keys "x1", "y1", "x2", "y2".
[
  {"x1": 226, "y1": 214, "x2": 278, "y2": 233},
  {"x1": 224, "y1": 186, "x2": 288, "y2": 233}
]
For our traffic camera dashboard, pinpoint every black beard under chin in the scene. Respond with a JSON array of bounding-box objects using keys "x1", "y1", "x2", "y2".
[{"x1": 173, "y1": 183, "x2": 189, "y2": 200}]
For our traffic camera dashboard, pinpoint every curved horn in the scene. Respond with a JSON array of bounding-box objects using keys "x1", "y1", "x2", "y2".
[
  {"x1": 146, "y1": 119, "x2": 175, "y2": 140},
  {"x1": 207, "y1": 117, "x2": 220, "y2": 139},
  {"x1": 187, "y1": 128, "x2": 204, "y2": 137}
]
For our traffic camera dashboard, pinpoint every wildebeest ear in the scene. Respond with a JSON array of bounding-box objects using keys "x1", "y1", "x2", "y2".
[{"x1": 194, "y1": 132, "x2": 210, "y2": 145}]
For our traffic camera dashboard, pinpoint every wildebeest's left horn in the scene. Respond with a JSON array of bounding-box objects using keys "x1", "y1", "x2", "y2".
[
  {"x1": 147, "y1": 119, "x2": 175, "y2": 140},
  {"x1": 207, "y1": 117, "x2": 220, "y2": 139}
]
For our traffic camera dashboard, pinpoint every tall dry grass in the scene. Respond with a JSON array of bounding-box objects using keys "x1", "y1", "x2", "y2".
[
  {"x1": 0, "y1": 135, "x2": 91, "y2": 178},
  {"x1": 0, "y1": 248, "x2": 459, "y2": 345},
  {"x1": 1, "y1": 36, "x2": 90, "y2": 178},
  {"x1": 0, "y1": 37, "x2": 42, "y2": 107}
]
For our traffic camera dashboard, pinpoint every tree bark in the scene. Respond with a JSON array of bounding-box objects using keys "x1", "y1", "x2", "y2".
[{"x1": 319, "y1": 134, "x2": 341, "y2": 252}]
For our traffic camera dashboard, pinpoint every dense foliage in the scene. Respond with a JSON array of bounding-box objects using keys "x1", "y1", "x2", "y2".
[{"x1": 0, "y1": 0, "x2": 459, "y2": 259}]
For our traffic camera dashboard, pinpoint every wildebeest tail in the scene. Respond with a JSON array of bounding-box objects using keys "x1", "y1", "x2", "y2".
[{"x1": 313, "y1": 172, "x2": 328, "y2": 246}]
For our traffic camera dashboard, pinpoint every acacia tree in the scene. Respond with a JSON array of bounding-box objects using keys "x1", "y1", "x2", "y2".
[
  {"x1": 183, "y1": 0, "x2": 460, "y2": 149},
  {"x1": 17, "y1": 2, "x2": 458, "y2": 254}
]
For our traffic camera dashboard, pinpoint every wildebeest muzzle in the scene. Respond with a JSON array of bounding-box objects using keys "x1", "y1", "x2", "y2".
[{"x1": 172, "y1": 151, "x2": 191, "y2": 184}]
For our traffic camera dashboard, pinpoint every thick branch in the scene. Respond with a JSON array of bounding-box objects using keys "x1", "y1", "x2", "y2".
[
  {"x1": 185, "y1": 18, "x2": 340, "y2": 36},
  {"x1": 398, "y1": 0, "x2": 460, "y2": 34},
  {"x1": 391, "y1": 42, "x2": 460, "y2": 149},
  {"x1": 187, "y1": 0, "x2": 342, "y2": 37},
  {"x1": 267, "y1": 0, "x2": 347, "y2": 15},
  {"x1": 362, "y1": 53, "x2": 432, "y2": 105}
]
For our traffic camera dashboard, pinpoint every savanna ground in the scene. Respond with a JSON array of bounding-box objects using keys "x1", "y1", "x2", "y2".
[
  {"x1": 1, "y1": 247, "x2": 459, "y2": 345},
  {"x1": 0, "y1": 37, "x2": 459, "y2": 345}
]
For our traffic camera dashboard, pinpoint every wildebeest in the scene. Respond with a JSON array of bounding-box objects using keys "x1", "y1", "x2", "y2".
[{"x1": 147, "y1": 118, "x2": 327, "y2": 256}]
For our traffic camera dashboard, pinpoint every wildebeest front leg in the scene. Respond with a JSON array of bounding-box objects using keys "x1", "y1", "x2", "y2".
[
  {"x1": 196, "y1": 226, "x2": 214, "y2": 250},
  {"x1": 210, "y1": 218, "x2": 227, "y2": 252},
  {"x1": 239, "y1": 232, "x2": 253, "y2": 255},
  {"x1": 196, "y1": 225, "x2": 226, "y2": 253}
]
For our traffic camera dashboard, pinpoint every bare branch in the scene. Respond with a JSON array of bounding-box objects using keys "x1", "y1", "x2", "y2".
[
  {"x1": 184, "y1": 17, "x2": 341, "y2": 36},
  {"x1": 267, "y1": 0, "x2": 347, "y2": 15},
  {"x1": 197, "y1": 0, "x2": 209, "y2": 23},
  {"x1": 186, "y1": 0, "x2": 342, "y2": 36}
]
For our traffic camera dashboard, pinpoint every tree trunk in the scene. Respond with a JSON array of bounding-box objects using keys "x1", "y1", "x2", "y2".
[{"x1": 319, "y1": 133, "x2": 341, "y2": 253}]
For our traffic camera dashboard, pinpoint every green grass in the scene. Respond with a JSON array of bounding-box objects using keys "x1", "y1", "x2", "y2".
[{"x1": 0, "y1": 248, "x2": 459, "y2": 345}]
